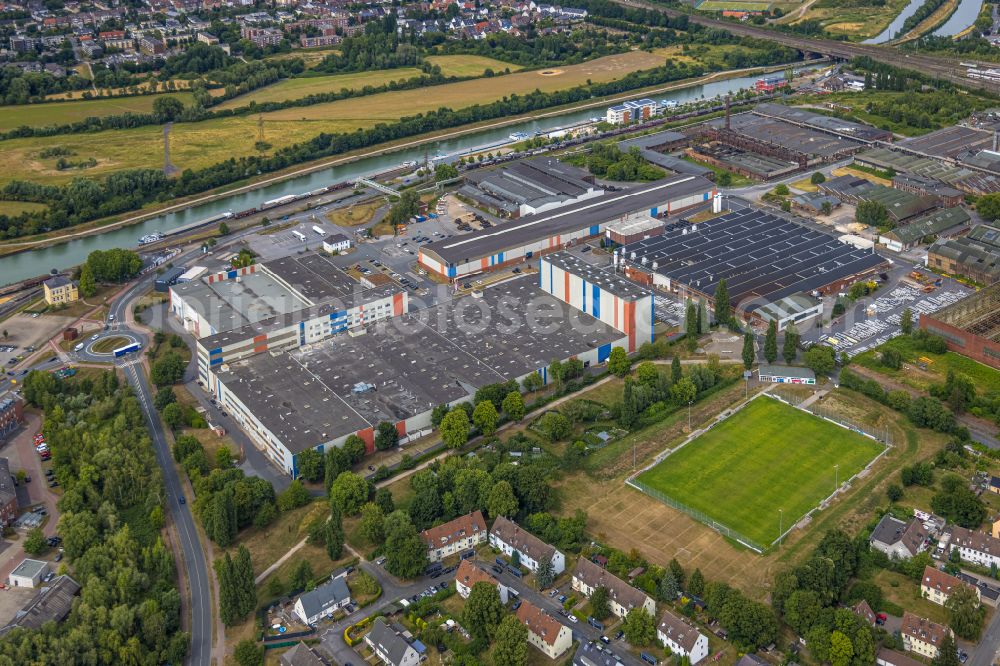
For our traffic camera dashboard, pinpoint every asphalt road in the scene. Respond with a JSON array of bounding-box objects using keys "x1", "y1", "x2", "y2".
[{"x1": 111, "y1": 257, "x2": 213, "y2": 666}]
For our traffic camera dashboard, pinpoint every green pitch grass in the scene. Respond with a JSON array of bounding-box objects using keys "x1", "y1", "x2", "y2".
[{"x1": 635, "y1": 396, "x2": 883, "y2": 546}]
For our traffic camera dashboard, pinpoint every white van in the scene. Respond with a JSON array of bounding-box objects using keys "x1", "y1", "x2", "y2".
[{"x1": 73, "y1": 342, "x2": 84, "y2": 352}]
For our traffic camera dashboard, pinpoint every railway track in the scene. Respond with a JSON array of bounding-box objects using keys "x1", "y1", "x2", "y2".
[{"x1": 616, "y1": 0, "x2": 1000, "y2": 94}]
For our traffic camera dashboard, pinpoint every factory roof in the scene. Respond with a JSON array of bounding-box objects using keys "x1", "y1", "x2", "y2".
[
  {"x1": 0, "y1": 576, "x2": 79, "y2": 634},
  {"x1": 965, "y1": 223, "x2": 1000, "y2": 248},
  {"x1": 542, "y1": 252, "x2": 651, "y2": 301},
  {"x1": 752, "y1": 292, "x2": 820, "y2": 323},
  {"x1": 464, "y1": 158, "x2": 596, "y2": 212},
  {"x1": 618, "y1": 129, "x2": 688, "y2": 151},
  {"x1": 420, "y1": 175, "x2": 713, "y2": 266},
  {"x1": 623, "y1": 208, "x2": 886, "y2": 310},
  {"x1": 881, "y1": 207, "x2": 970, "y2": 245},
  {"x1": 752, "y1": 103, "x2": 891, "y2": 142},
  {"x1": 791, "y1": 191, "x2": 841, "y2": 213},
  {"x1": 892, "y1": 174, "x2": 965, "y2": 200},
  {"x1": 216, "y1": 277, "x2": 623, "y2": 452},
  {"x1": 929, "y1": 236, "x2": 1000, "y2": 280},
  {"x1": 707, "y1": 112, "x2": 861, "y2": 158},
  {"x1": 156, "y1": 266, "x2": 186, "y2": 284},
  {"x1": 899, "y1": 125, "x2": 994, "y2": 160}
]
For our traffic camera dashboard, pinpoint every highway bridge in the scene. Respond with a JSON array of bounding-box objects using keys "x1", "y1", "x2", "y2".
[{"x1": 617, "y1": 0, "x2": 1000, "y2": 94}]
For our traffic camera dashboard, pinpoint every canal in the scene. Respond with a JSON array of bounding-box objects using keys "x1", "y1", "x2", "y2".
[{"x1": 0, "y1": 67, "x2": 810, "y2": 286}]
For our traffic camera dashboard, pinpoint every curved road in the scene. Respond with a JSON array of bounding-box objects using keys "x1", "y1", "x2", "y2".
[{"x1": 108, "y1": 260, "x2": 212, "y2": 666}]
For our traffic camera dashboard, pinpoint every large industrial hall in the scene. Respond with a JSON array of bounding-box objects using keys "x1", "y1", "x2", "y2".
[{"x1": 620, "y1": 208, "x2": 888, "y2": 313}]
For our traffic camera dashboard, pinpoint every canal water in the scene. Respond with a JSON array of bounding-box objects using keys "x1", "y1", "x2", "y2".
[
  {"x1": 933, "y1": 0, "x2": 985, "y2": 36},
  {"x1": 864, "y1": 0, "x2": 925, "y2": 43},
  {"x1": 0, "y1": 68, "x2": 809, "y2": 286}
]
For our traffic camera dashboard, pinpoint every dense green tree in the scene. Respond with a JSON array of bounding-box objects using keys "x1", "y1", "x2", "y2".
[
  {"x1": 742, "y1": 330, "x2": 755, "y2": 370},
  {"x1": 671, "y1": 355, "x2": 682, "y2": 382},
  {"x1": 374, "y1": 488, "x2": 395, "y2": 515},
  {"x1": 234, "y1": 639, "x2": 264, "y2": 666},
  {"x1": 23, "y1": 527, "x2": 46, "y2": 555},
  {"x1": 359, "y1": 502, "x2": 386, "y2": 544},
  {"x1": 623, "y1": 608, "x2": 656, "y2": 646},
  {"x1": 374, "y1": 421, "x2": 398, "y2": 451},
  {"x1": 669, "y1": 559, "x2": 686, "y2": 588},
  {"x1": 487, "y1": 480, "x2": 518, "y2": 518},
  {"x1": 608, "y1": 346, "x2": 631, "y2": 377},
  {"x1": 804, "y1": 345, "x2": 837, "y2": 376},
  {"x1": 811, "y1": 171, "x2": 826, "y2": 185},
  {"x1": 977, "y1": 193, "x2": 1000, "y2": 222},
  {"x1": 591, "y1": 586, "x2": 611, "y2": 620},
  {"x1": 151, "y1": 350, "x2": 186, "y2": 386},
  {"x1": 329, "y1": 471, "x2": 369, "y2": 515},
  {"x1": 689, "y1": 568, "x2": 705, "y2": 597},
  {"x1": 829, "y1": 630, "x2": 854, "y2": 666},
  {"x1": 290, "y1": 559, "x2": 314, "y2": 592},
  {"x1": 501, "y1": 391, "x2": 525, "y2": 422},
  {"x1": 297, "y1": 449, "x2": 324, "y2": 482},
  {"x1": 660, "y1": 570, "x2": 680, "y2": 600},
  {"x1": 783, "y1": 323, "x2": 799, "y2": 364},
  {"x1": 686, "y1": 300, "x2": 699, "y2": 352},
  {"x1": 946, "y1": 584, "x2": 984, "y2": 640},
  {"x1": 901, "y1": 308, "x2": 914, "y2": 335},
  {"x1": 473, "y1": 400, "x2": 500, "y2": 436},
  {"x1": 464, "y1": 581, "x2": 504, "y2": 641},
  {"x1": 764, "y1": 320, "x2": 778, "y2": 364},
  {"x1": 714, "y1": 279, "x2": 730, "y2": 326},
  {"x1": 440, "y1": 407, "x2": 471, "y2": 448},
  {"x1": 78, "y1": 263, "x2": 96, "y2": 298},
  {"x1": 325, "y1": 509, "x2": 345, "y2": 561},
  {"x1": 277, "y1": 479, "x2": 311, "y2": 511},
  {"x1": 493, "y1": 614, "x2": 529, "y2": 666},
  {"x1": 537, "y1": 555, "x2": 555, "y2": 589},
  {"x1": 933, "y1": 633, "x2": 960, "y2": 666},
  {"x1": 234, "y1": 545, "x2": 256, "y2": 618},
  {"x1": 384, "y1": 510, "x2": 427, "y2": 578}
]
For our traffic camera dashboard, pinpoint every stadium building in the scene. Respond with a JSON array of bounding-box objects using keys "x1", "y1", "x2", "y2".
[
  {"x1": 418, "y1": 175, "x2": 715, "y2": 281},
  {"x1": 619, "y1": 208, "x2": 887, "y2": 318}
]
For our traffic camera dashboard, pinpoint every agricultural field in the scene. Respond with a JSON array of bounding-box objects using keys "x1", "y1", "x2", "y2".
[
  {"x1": 635, "y1": 396, "x2": 884, "y2": 547},
  {"x1": 697, "y1": 0, "x2": 773, "y2": 11},
  {"x1": 216, "y1": 68, "x2": 424, "y2": 109},
  {"x1": 0, "y1": 49, "x2": 678, "y2": 186},
  {"x1": 787, "y1": 0, "x2": 917, "y2": 40},
  {"x1": 265, "y1": 46, "x2": 340, "y2": 69},
  {"x1": 424, "y1": 54, "x2": 523, "y2": 77},
  {"x1": 0, "y1": 201, "x2": 47, "y2": 216},
  {"x1": 0, "y1": 92, "x2": 195, "y2": 131}
]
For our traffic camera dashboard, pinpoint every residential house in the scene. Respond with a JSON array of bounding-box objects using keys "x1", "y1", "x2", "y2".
[
  {"x1": 293, "y1": 576, "x2": 351, "y2": 624},
  {"x1": 869, "y1": 515, "x2": 926, "y2": 559},
  {"x1": 0, "y1": 458, "x2": 18, "y2": 529},
  {"x1": 571, "y1": 558, "x2": 655, "y2": 619},
  {"x1": 516, "y1": 599, "x2": 573, "y2": 659},
  {"x1": 365, "y1": 617, "x2": 420, "y2": 666},
  {"x1": 606, "y1": 99, "x2": 656, "y2": 125},
  {"x1": 948, "y1": 526, "x2": 1000, "y2": 569},
  {"x1": 322, "y1": 233, "x2": 352, "y2": 254},
  {"x1": 0, "y1": 576, "x2": 80, "y2": 636},
  {"x1": 989, "y1": 476, "x2": 1000, "y2": 495},
  {"x1": 657, "y1": 608, "x2": 709, "y2": 665},
  {"x1": 921, "y1": 565, "x2": 980, "y2": 606},
  {"x1": 901, "y1": 612, "x2": 952, "y2": 659},
  {"x1": 852, "y1": 599, "x2": 876, "y2": 626},
  {"x1": 489, "y1": 516, "x2": 565, "y2": 575},
  {"x1": 454, "y1": 559, "x2": 509, "y2": 603},
  {"x1": 280, "y1": 642, "x2": 329, "y2": 666},
  {"x1": 877, "y1": 647, "x2": 928, "y2": 666},
  {"x1": 420, "y1": 510, "x2": 487, "y2": 563},
  {"x1": 43, "y1": 276, "x2": 78, "y2": 306}
]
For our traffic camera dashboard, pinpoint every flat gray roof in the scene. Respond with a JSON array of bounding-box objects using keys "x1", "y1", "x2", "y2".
[
  {"x1": 217, "y1": 277, "x2": 622, "y2": 452},
  {"x1": 543, "y1": 251, "x2": 651, "y2": 301},
  {"x1": 758, "y1": 364, "x2": 816, "y2": 380},
  {"x1": 11, "y1": 559, "x2": 47, "y2": 579},
  {"x1": 265, "y1": 253, "x2": 360, "y2": 304},
  {"x1": 753, "y1": 103, "x2": 890, "y2": 142},
  {"x1": 706, "y1": 112, "x2": 860, "y2": 158},
  {"x1": 421, "y1": 175, "x2": 713, "y2": 266}
]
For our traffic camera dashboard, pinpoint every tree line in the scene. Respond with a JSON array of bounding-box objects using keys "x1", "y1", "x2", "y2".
[{"x1": 1, "y1": 370, "x2": 189, "y2": 664}]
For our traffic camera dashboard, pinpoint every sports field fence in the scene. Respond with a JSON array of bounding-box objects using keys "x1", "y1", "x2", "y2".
[{"x1": 626, "y1": 477, "x2": 766, "y2": 553}]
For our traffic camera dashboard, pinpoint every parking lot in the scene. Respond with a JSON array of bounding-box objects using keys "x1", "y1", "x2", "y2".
[{"x1": 803, "y1": 267, "x2": 971, "y2": 357}]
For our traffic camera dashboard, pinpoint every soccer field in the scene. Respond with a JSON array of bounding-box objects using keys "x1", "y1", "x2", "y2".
[{"x1": 635, "y1": 396, "x2": 884, "y2": 548}]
